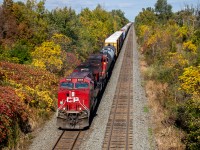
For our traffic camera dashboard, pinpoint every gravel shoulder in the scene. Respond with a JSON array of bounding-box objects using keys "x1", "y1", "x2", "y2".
[
  {"x1": 131, "y1": 27, "x2": 153, "y2": 150},
  {"x1": 28, "y1": 113, "x2": 62, "y2": 150}
]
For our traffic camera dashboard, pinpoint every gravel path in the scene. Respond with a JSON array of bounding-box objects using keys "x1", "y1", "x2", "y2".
[{"x1": 28, "y1": 26, "x2": 152, "y2": 150}]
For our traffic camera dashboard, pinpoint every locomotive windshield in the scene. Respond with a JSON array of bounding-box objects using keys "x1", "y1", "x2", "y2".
[
  {"x1": 75, "y1": 82, "x2": 89, "y2": 89},
  {"x1": 60, "y1": 82, "x2": 74, "y2": 89}
]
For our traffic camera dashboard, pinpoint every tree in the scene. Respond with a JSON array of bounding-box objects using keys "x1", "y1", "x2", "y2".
[
  {"x1": 0, "y1": 0, "x2": 19, "y2": 46},
  {"x1": 111, "y1": 9, "x2": 129, "y2": 29},
  {"x1": 135, "y1": 7, "x2": 157, "y2": 36},
  {"x1": 155, "y1": 0, "x2": 173, "y2": 21},
  {"x1": 31, "y1": 41, "x2": 63, "y2": 73},
  {"x1": 47, "y1": 7, "x2": 78, "y2": 43}
]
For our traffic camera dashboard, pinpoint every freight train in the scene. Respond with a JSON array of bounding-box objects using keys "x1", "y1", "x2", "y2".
[{"x1": 57, "y1": 23, "x2": 132, "y2": 129}]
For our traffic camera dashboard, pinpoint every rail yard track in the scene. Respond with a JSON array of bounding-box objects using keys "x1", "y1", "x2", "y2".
[
  {"x1": 52, "y1": 130, "x2": 85, "y2": 150},
  {"x1": 102, "y1": 27, "x2": 133, "y2": 149}
]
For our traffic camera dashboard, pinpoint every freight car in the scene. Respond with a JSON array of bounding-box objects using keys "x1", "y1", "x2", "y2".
[
  {"x1": 104, "y1": 31, "x2": 123, "y2": 56},
  {"x1": 121, "y1": 22, "x2": 132, "y2": 40},
  {"x1": 57, "y1": 23, "x2": 131, "y2": 129}
]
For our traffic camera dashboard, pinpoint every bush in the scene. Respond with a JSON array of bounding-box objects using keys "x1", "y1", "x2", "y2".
[
  {"x1": 0, "y1": 61, "x2": 58, "y2": 148},
  {"x1": 0, "y1": 86, "x2": 29, "y2": 148},
  {"x1": 9, "y1": 42, "x2": 32, "y2": 64},
  {"x1": 176, "y1": 98, "x2": 200, "y2": 149}
]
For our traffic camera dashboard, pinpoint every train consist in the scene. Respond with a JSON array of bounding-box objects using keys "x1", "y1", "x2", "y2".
[{"x1": 57, "y1": 23, "x2": 132, "y2": 129}]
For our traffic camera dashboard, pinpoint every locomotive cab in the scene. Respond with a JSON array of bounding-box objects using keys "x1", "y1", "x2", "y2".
[{"x1": 57, "y1": 72, "x2": 96, "y2": 129}]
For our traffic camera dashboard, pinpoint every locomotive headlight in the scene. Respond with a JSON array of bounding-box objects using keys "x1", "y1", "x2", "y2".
[
  {"x1": 60, "y1": 100, "x2": 63, "y2": 105},
  {"x1": 79, "y1": 107, "x2": 82, "y2": 111}
]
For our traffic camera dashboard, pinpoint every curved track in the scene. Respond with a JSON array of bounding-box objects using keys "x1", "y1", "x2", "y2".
[{"x1": 102, "y1": 27, "x2": 133, "y2": 149}]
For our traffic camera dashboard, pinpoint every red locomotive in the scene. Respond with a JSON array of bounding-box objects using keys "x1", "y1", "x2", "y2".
[{"x1": 57, "y1": 23, "x2": 131, "y2": 129}]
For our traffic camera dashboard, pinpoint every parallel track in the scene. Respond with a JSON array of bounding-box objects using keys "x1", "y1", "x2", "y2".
[
  {"x1": 53, "y1": 130, "x2": 84, "y2": 150},
  {"x1": 102, "y1": 26, "x2": 133, "y2": 149}
]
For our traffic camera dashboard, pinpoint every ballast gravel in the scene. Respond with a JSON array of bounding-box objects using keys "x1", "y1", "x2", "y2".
[
  {"x1": 28, "y1": 26, "x2": 153, "y2": 150},
  {"x1": 28, "y1": 113, "x2": 62, "y2": 150},
  {"x1": 131, "y1": 28, "x2": 152, "y2": 150}
]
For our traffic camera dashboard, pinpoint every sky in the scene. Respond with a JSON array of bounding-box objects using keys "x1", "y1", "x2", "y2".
[{"x1": 0, "y1": 0, "x2": 199, "y2": 21}]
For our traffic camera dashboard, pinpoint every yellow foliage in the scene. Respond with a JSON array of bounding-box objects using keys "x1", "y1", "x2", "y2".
[
  {"x1": 8, "y1": 79, "x2": 23, "y2": 88},
  {"x1": 166, "y1": 52, "x2": 188, "y2": 68},
  {"x1": 31, "y1": 41, "x2": 63, "y2": 72},
  {"x1": 183, "y1": 41, "x2": 197, "y2": 53},
  {"x1": 31, "y1": 59, "x2": 46, "y2": 69},
  {"x1": 51, "y1": 33, "x2": 72, "y2": 46},
  {"x1": 179, "y1": 66, "x2": 200, "y2": 95},
  {"x1": 138, "y1": 25, "x2": 150, "y2": 38},
  {"x1": 147, "y1": 33, "x2": 158, "y2": 46},
  {"x1": 175, "y1": 25, "x2": 188, "y2": 41},
  {"x1": 9, "y1": 80, "x2": 55, "y2": 110},
  {"x1": 15, "y1": 89, "x2": 26, "y2": 102}
]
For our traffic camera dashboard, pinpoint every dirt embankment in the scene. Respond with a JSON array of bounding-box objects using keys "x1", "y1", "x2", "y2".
[{"x1": 140, "y1": 60, "x2": 185, "y2": 150}]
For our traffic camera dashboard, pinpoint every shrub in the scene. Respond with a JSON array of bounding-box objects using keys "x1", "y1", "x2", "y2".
[
  {"x1": 177, "y1": 98, "x2": 200, "y2": 149},
  {"x1": 0, "y1": 86, "x2": 28, "y2": 148}
]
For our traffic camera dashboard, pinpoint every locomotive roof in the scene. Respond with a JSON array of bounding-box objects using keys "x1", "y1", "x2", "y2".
[
  {"x1": 67, "y1": 71, "x2": 91, "y2": 79},
  {"x1": 76, "y1": 62, "x2": 101, "y2": 71},
  {"x1": 88, "y1": 54, "x2": 103, "y2": 60},
  {"x1": 105, "y1": 31, "x2": 123, "y2": 43}
]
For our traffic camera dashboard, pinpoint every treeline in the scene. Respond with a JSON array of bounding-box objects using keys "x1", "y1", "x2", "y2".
[
  {"x1": 135, "y1": 0, "x2": 199, "y2": 149},
  {"x1": 0, "y1": 0, "x2": 128, "y2": 148},
  {"x1": 0, "y1": 0, "x2": 128, "y2": 74}
]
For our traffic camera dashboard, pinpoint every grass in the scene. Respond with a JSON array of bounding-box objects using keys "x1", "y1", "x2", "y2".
[{"x1": 143, "y1": 106, "x2": 149, "y2": 113}]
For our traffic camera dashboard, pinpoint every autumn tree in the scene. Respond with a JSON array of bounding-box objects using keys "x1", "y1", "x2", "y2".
[
  {"x1": 111, "y1": 9, "x2": 129, "y2": 30},
  {"x1": 31, "y1": 41, "x2": 63, "y2": 73},
  {"x1": 0, "y1": 0, "x2": 18, "y2": 46},
  {"x1": 135, "y1": 7, "x2": 157, "y2": 37}
]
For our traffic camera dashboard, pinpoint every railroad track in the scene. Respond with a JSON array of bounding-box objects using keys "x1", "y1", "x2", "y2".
[
  {"x1": 52, "y1": 27, "x2": 133, "y2": 150},
  {"x1": 102, "y1": 26, "x2": 133, "y2": 149},
  {"x1": 52, "y1": 130, "x2": 84, "y2": 150}
]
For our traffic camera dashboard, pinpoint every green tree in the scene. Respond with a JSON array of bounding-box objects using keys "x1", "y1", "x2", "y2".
[
  {"x1": 47, "y1": 7, "x2": 78, "y2": 43},
  {"x1": 155, "y1": 0, "x2": 173, "y2": 21},
  {"x1": 9, "y1": 41, "x2": 32, "y2": 64}
]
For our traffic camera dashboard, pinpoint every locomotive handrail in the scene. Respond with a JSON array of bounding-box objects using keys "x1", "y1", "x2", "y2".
[{"x1": 57, "y1": 100, "x2": 67, "y2": 111}]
